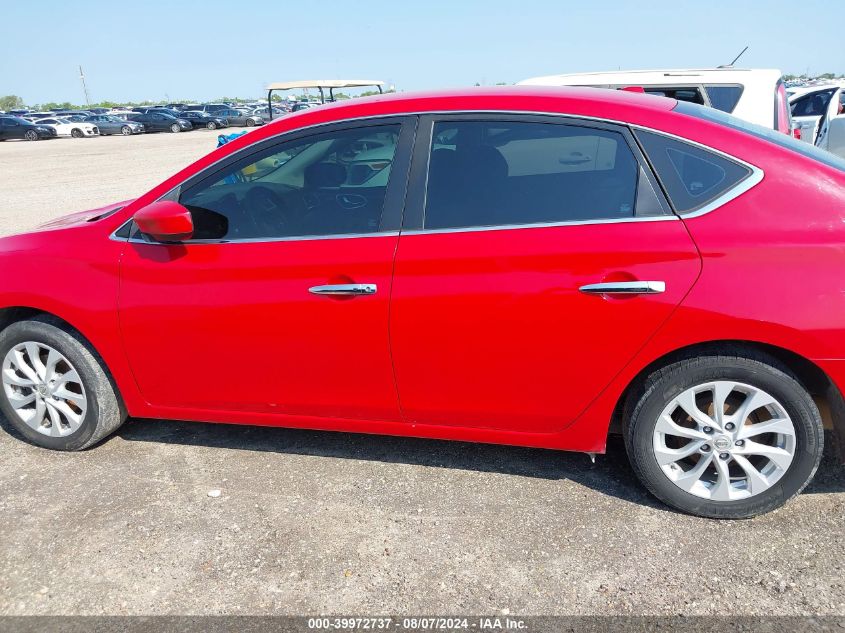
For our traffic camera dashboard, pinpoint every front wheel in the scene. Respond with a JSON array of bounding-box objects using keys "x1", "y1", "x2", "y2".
[
  {"x1": 624, "y1": 351, "x2": 823, "y2": 519},
  {"x1": 71, "y1": 128, "x2": 83, "y2": 138},
  {"x1": 170, "y1": 123, "x2": 181, "y2": 133},
  {"x1": 24, "y1": 130, "x2": 39, "y2": 141},
  {"x1": 0, "y1": 317, "x2": 126, "y2": 451},
  {"x1": 206, "y1": 121, "x2": 216, "y2": 130},
  {"x1": 121, "y1": 126, "x2": 132, "y2": 136},
  {"x1": 245, "y1": 119, "x2": 255, "y2": 127}
]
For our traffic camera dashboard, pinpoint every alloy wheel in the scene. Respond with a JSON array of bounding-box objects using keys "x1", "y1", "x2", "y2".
[
  {"x1": 653, "y1": 381, "x2": 796, "y2": 501},
  {"x1": 2, "y1": 342, "x2": 88, "y2": 437},
  {"x1": 25, "y1": 130, "x2": 38, "y2": 141}
]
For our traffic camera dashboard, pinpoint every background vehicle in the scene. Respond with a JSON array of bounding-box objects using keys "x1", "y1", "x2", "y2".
[
  {"x1": 34, "y1": 117, "x2": 99, "y2": 138},
  {"x1": 179, "y1": 110, "x2": 228, "y2": 130},
  {"x1": 518, "y1": 68, "x2": 791, "y2": 133},
  {"x1": 0, "y1": 116, "x2": 55, "y2": 141},
  {"x1": 789, "y1": 85, "x2": 845, "y2": 157},
  {"x1": 215, "y1": 108, "x2": 264, "y2": 127},
  {"x1": 1, "y1": 87, "x2": 844, "y2": 520},
  {"x1": 127, "y1": 112, "x2": 191, "y2": 133},
  {"x1": 83, "y1": 114, "x2": 144, "y2": 136},
  {"x1": 252, "y1": 106, "x2": 285, "y2": 122}
]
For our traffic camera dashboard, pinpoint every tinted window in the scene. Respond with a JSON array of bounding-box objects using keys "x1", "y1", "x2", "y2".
[
  {"x1": 178, "y1": 124, "x2": 402, "y2": 241},
  {"x1": 704, "y1": 85, "x2": 743, "y2": 113},
  {"x1": 674, "y1": 100, "x2": 845, "y2": 173},
  {"x1": 423, "y1": 121, "x2": 641, "y2": 230},
  {"x1": 636, "y1": 129, "x2": 751, "y2": 213},
  {"x1": 643, "y1": 87, "x2": 705, "y2": 105}
]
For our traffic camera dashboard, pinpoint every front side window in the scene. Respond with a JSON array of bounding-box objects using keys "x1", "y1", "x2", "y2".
[
  {"x1": 423, "y1": 121, "x2": 642, "y2": 230},
  {"x1": 635, "y1": 129, "x2": 751, "y2": 213},
  {"x1": 178, "y1": 124, "x2": 402, "y2": 241}
]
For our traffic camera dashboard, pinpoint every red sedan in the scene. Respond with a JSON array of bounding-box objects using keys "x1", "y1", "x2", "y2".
[{"x1": 2, "y1": 87, "x2": 844, "y2": 518}]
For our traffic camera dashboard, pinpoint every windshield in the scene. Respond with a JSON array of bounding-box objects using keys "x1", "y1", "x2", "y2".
[{"x1": 673, "y1": 101, "x2": 845, "y2": 173}]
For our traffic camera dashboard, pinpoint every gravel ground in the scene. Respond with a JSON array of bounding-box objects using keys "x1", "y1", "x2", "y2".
[{"x1": 0, "y1": 132, "x2": 843, "y2": 616}]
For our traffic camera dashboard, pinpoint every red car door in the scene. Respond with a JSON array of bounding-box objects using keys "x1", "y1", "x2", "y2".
[
  {"x1": 118, "y1": 118, "x2": 415, "y2": 421},
  {"x1": 390, "y1": 116, "x2": 701, "y2": 434}
]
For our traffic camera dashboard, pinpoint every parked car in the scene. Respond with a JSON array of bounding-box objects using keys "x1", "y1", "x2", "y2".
[
  {"x1": 179, "y1": 111, "x2": 228, "y2": 130},
  {"x1": 291, "y1": 101, "x2": 320, "y2": 112},
  {"x1": 0, "y1": 116, "x2": 56, "y2": 141},
  {"x1": 83, "y1": 115, "x2": 145, "y2": 136},
  {"x1": 214, "y1": 108, "x2": 264, "y2": 127},
  {"x1": 127, "y1": 112, "x2": 191, "y2": 133},
  {"x1": 34, "y1": 117, "x2": 99, "y2": 138},
  {"x1": 198, "y1": 103, "x2": 230, "y2": 115},
  {"x1": 252, "y1": 106, "x2": 285, "y2": 122},
  {"x1": 518, "y1": 68, "x2": 792, "y2": 134},
  {"x1": 1, "y1": 87, "x2": 844, "y2": 519},
  {"x1": 789, "y1": 85, "x2": 845, "y2": 158}
]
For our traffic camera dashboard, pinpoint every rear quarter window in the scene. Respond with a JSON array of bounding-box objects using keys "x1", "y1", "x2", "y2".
[
  {"x1": 704, "y1": 85, "x2": 743, "y2": 113},
  {"x1": 635, "y1": 129, "x2": 752, "y2": 214}
]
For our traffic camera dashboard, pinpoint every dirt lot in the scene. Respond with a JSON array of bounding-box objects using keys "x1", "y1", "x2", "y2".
[{"x1": 0, "y1": 132, "x2": 843, "y2": 616}]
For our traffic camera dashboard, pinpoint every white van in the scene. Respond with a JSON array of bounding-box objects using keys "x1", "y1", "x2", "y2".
[{"x1": 518, "y1": 68, "x2": 791, "y2": 134}]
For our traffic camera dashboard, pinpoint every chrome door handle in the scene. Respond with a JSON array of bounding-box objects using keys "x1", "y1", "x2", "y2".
[
  {"x1": 579, "y1": 281, "x2": 665, "y2": 295},
  {"x1": 309, "y1": 283, "x2": 377, "y2": 296}
]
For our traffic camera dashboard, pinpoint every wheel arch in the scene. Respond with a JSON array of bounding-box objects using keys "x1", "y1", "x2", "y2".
[
  {"x1": 611, "y1": 339, "x2": 845, "y2": 463},
  {"x1": 0, "y1": 306, "x2": 128, "y2": 412}
]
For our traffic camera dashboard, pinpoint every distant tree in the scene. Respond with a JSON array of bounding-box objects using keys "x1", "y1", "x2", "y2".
[{"x1": 0, "y1": 95, "x2": 24, "y2": 111}]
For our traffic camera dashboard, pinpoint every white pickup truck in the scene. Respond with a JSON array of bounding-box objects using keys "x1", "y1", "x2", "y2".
[{"x1": 789, "y1": 85, "x2": 845, "y2": 158}]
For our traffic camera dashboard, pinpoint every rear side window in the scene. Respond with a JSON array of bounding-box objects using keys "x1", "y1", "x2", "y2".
[
  {"x1": 704, "y1": 85, "x2": 743, "y2": 113},
  {"x1": 423, "y1": 120, "x2": 655, "y2": 230},
  {"x1": 635, "y1": 130, "x2": 751, "y2": 214}
]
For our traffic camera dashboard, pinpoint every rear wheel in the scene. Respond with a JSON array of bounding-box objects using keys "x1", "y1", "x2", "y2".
[
  {"x1": 24, "y1": 130, "x2": 39, "y2": 141},
  {"x1": 71, "y1": 128, "x2": 83, "y2": 138},
  {"x1": 0, "y1": 317, "x2": 126, "y2": 451},
  {"x1": 624, "y1": 351, "x2": 823, "y2": 518},
  {"x1": 170, "y1": 123, "x2": 181, "y2": 133},
  {"x1": 121, "y1": 125, "x2": 132, "y2": 136}
]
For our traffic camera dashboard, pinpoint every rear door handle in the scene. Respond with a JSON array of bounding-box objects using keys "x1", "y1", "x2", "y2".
[
  {"x1": 309, "y1": 283, "x2": 377, "y2": 296},
  {"x1": 579, "y1": 281, "x2": 665, "y2": 295}
]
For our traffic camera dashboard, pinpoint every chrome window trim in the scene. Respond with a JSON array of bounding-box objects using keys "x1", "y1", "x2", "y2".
[
  {"x1": 109, "y1": 108, "x2": 765, "y2": 244},
  {"x1": 400, "y1": 214, "x2": 677, "y2": 237},
  {"x1": 116, "y1": 229, "x2": 399, "y2": 246}
]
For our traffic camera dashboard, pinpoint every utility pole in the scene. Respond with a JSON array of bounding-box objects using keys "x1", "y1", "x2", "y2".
[{"x1": 79, "y1": 65, "x2": 91, "y2": 107}]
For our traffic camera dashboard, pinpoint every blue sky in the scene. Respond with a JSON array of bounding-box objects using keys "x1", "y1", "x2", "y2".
[{"x1": 3, "y1": 0, "x2": 843, "y2": 105}]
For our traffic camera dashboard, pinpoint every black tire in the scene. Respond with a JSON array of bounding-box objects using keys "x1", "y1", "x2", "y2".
[
  {"x1": 245, "y1": 119, "x2": 255, "y2": 127},
  {"x1": 71, "y1": 128, "x2": 83, "y2": 138},
  {"x1": 170, "y1": 123, "x2": 181, "y2": 133},
  {"x1": 24, "y1": 130, "x2": 39, "y2": 141},
  {"x1": 624, "y1": 350, "x2": 823, "y2": 519},
  {"x1": 0, "y1": 317, "x2": 126, "y2": 451},
  {"x1": 206, "y1": 121, "x2": 216, "y2": 130},
  {"x1": 121, "y1": 126, "x2": 132, "y2": 136}
]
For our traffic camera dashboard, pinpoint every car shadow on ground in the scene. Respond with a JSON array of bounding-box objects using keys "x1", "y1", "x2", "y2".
[{"x1": 3, "y1": 413, "x2": 841, "y2": 504}]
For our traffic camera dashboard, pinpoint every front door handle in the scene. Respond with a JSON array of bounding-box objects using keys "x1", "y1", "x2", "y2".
[
  {"x1": 309, "y1": 283, "x2": 377, "y2": 296},
  {"x1": 579, "y1": 281, "x2": 665, "y2": 295}
]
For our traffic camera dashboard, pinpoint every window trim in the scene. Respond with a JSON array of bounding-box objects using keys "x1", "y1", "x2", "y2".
[
  {"x1": 402, "y1": 112, "x2": 671, "y2": 232},
  {"x1": 111, "y1": 110, "x2": 765, "y2": 242},
  {"x1": 632, "y1": 126, "x2": 761, "y2": 217}
]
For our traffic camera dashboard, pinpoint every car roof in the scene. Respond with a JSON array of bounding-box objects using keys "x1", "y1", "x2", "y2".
[
  {"x1": 280, "y1": 85, "x2": 678, "y2": 121},
  {"x1": 518, "y1": 68, "x2": 782, "y2": 87}
]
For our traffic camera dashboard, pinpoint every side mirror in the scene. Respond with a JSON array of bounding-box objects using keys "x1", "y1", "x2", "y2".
[{"x1": 133, "y1": 200, "x2": 194, "y2": 242}]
